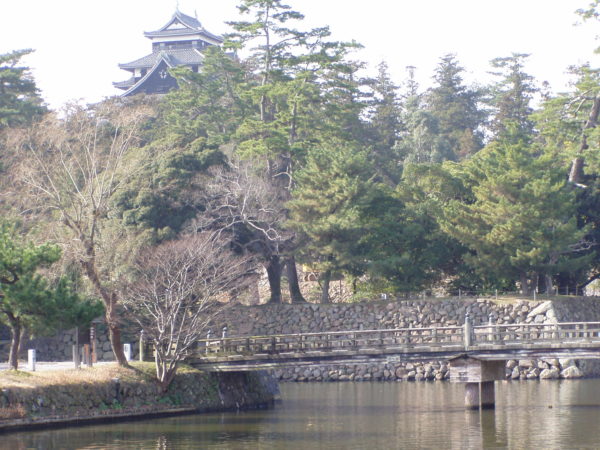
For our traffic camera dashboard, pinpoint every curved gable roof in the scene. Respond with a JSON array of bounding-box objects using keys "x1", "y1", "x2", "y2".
[
  {"x1": 143, "y1": 10, "x2": 223, "y2": 43},
  {"x1": 146, "y1": 10, "x2": 201, "y2": 34},
  {"x1": 121, "y1": 54, "x2": 175, "y2": 97}
]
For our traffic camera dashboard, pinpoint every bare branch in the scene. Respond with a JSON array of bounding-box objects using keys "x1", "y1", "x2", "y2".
[{"x1": 121, "y1": 232, "x2": 254, "y2": 390}]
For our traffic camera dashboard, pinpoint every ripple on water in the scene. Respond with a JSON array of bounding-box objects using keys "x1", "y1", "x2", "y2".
[{"x1": 5, "y1": 380, "x2": 600, "y2": 449}]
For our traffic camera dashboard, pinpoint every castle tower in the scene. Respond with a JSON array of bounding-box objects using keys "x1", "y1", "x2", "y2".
[{"x1": 114, "y1": 10, "x2": 223, "y2": 96}]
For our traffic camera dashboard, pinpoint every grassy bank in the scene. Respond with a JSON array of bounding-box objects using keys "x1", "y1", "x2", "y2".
[{"x1": 0, "y1": 362, "x2": 277, "y2": 432}]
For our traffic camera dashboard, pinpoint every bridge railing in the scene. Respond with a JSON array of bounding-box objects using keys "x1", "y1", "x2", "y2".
[
  {"x1": 197, "y1": 326, "x2": 467, "y2": 355},
  {"x1": 472, "y1": 322, "x2": 600, "y2": 346},
  {"x1": 194, "y1": 321, "x2": 600, "y2": 358}
]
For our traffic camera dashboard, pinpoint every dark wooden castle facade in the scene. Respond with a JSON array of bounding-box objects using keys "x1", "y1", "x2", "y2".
[{"x1": 114, "y1": 10, "x2": 223, "y2": 96}]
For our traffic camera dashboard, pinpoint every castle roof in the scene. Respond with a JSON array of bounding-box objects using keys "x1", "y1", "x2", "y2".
[
  {"x1": 117, "y1": 53, "x2": 175, "y2": 97},
  {"x1": 119, "y1": 48, "x2": 205, "y2": 71},
  {"x1": 115, "y1": 9, "x2": 222, "y2": 97},
  {"x1": 143, "y1": 10, "x2": 223, "y2": 43}
]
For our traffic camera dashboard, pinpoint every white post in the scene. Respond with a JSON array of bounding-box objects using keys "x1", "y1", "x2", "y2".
[
  {"x1": 28, "y1": 349, "x2": 36, "y2": 371},
  {"x1": 139, "y1": 331, "x2": 145, "y2": 362},
  {"x1": 464, "y1": 314, "x2": 472, "y2": 349},
  {"x1": 123, "y1": 343, "x2": 132, "y2": 362}
]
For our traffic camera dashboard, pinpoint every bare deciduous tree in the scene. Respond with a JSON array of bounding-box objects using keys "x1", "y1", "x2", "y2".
[
  {"x1": 123, "y1": 233, "x2": 252, "y2": 391},
  {"x1": 16, "y1": 99, "x2": 153, "y2": 366},
  {"x1": 194, "y1": 158, "x2": 305, "y2": 303}
]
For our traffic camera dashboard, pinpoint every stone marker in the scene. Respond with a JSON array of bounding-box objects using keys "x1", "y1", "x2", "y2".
[
  {"x1": 124, "y1": 343, "x2": 132, "y2": 362},
  {"x1": 28, "y1": 349, "x2": 36, "y2": 372}
]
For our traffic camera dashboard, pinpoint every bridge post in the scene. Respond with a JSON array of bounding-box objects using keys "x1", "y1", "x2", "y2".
[
  {"x1": 464, "y1": 314, "x2": 473, "y2": 349},
  {"x1": 221, "y1": 327, "x2": 228, "y2": 352},
  {"x1": 205, "y1": 330, "x2": 212, "y2": 354},
  {"x1": 449, "y1": 355, "x2": 505, "y2": 410}
]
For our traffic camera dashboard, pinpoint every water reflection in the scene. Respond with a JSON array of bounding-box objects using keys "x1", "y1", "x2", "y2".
[{"x1": 4, "y1": 380, "x2": 600, "y2": 449}]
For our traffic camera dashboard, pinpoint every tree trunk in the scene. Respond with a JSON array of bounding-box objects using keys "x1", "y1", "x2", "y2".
[
  {"x1": 7, "y1": 316, "x2": 21, "y2": 370},
  {"x1": 321, "y1": 270, "x2": 332, "y2": 304},
  {"x1": 155, "y1": 351, "x2": 177, "y2": 392},
  {"x1": 520, "y1": 272, "x2": 531, "y2": 296},
  {"x1": 285, "y1": 256, "x2": 306, "y2": 303},
  {"x1": 266, "y1": 255, "x2": 282, "y2": 304},
  {"x1": 81, "y1": 259, "x2": 128, "y2": 366},
  {"x1": 569, "y1": 157, "x2": 585, "y2": 184},
  {"x1": 544, "y1": 274, "x2": 554, "y2": 295},
  {"x1": 106, "y1": 302, "x2": 128, "y2": 367},
  {"x1": 570, "y1": 96, "x2": 600, "y2": 184}
]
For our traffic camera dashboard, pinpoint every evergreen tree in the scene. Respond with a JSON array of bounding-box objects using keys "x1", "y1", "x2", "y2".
[
  {"x1": 287, "y1": 141, "x2": 376, "y2": 303},
  {"x1": 0, "y1": 222, "x2": 102, "y2": 369},
  {"x1": 535, "y1": 65, "x2": 600, "y2": 290},
  {"x1": 441, "y1": 134, "x2": 591, "y2": 294},
  {"x1": 425, "y1": 54, "x2": 486, "y2": 160},
  {"x1": 396, "y1": 97, "x2": 453, "y2": 164},
  {"x1": 488, "y1": 53, "x2": 537, "y2": 142},
  {"x1": 164, "y1": 47, "x2": 249, "y2": 147},
  {"x1": 0, "y1": 49, "x2": 45, "y2": 129},
  {"x1": 394, "y1": 66, "x2": 454, "y2": 164},
  {"x1": 226, "y1": 0, "x2": 364, "y2": 303},
  {"x1": 368, "y1": 62, "x2": 404, "y2": 184}
]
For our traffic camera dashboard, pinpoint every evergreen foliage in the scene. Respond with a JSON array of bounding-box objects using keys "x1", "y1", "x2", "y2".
[
  {"x1": 6, "y1": 1, "x2": 600, "y2": 305},
  {"x1": 440, "y1": 134, "x2": 591, "y2": 293},
  {"x1": 0, "y1": 49, "x2": 46, "y2": 129},
  {"x1": 0, "y1": 222, "x2": 103, "y2": 369}
]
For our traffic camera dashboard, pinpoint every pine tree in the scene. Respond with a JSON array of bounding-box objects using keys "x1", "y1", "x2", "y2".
[
  {"x1": 394, "y1": 66, "x2": 454, "y2": 165},
  {"x1": 0, "y1": 222, "x2": 102, "y2": 369},
  {"x1": 488, "y1": 53, "x2": 537, "y2": 142},
  {"x1": 535, "y1": 64, "x2": 600, "y2": 290},
  {"x1": 0, "y1": 49, "x2": 45, "y2": 129},
  {"x1": 226, "y1": 0, "x2": 364, "y2": 303},
  {"x1": 368, "y1": 62, "x2": 404, "y2": 184},
  {"x1": 441, "y1": 134, "x2": 590, "y2": 293},
  {"x1": 425, "y1": 54, "x2": 486, "y2": 160},
  {"x1": 287, "y1": 141, "x2": 376, "y2": 303}
]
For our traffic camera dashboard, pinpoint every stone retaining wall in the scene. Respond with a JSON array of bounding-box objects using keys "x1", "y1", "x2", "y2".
[
  {"x1": 216, "y1": 297, "x2": 600, "y2": 382},
  {"x1": 0, "y1": 370, "x2": 277, "y2": 421},
  {"x1": 17, "y1": 323, "x2": 141, "y2": 362},
  {"x1": 20, "y1": 297, "x2": 600, "y2": 381}
]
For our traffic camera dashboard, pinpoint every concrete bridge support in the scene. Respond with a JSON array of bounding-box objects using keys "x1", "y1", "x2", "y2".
[
  {"x1": 449, "y1": 355, "x2": 505, "y2": 410},
  {"x1": 464, "y1": 381, "x2": 495, "y2": 409}
]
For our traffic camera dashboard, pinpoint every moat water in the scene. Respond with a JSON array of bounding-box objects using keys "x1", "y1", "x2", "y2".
[{"x1": 5, "y1": 380, "x2": 600, "y2": 449}]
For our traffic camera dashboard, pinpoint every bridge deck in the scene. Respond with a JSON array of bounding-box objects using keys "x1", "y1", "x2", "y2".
[{"x1": 186, "y1": 322, "x2": 600, "y2": 371}]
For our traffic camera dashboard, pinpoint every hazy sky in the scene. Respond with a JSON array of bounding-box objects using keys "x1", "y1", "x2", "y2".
[{"x1": 1, "y1": 0, "x2": 598, "y2": 109}]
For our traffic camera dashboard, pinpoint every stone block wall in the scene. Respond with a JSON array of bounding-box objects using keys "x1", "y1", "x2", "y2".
[
  {"x1": 216, "y1": 297, "x2": 600, "y2": 381},
  {"x1": 15, "y1": 296, "x2": 600, "y2": 381},
  {"x1": 18, "y1": 323, "x2": 142, "y2": 363},
  {"x1": 0, "y1": 370, "x2": 277, "y2": 418}
]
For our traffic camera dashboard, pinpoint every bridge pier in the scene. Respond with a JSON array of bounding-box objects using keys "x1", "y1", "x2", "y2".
[
  {"x1": 464, "y1": 381, "x2": 495, "y2": 410},
  {"x1": 450, "y1": 355, "x2": 505, "y2": 410}
]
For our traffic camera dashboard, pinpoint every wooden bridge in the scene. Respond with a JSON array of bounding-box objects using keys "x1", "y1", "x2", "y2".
[
  {"x1": 189, "y1": 320, "x2": 600, "y2": 372},
  {"x1": 187, "y1": 320, "x2": 600, "y2": 410}
]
